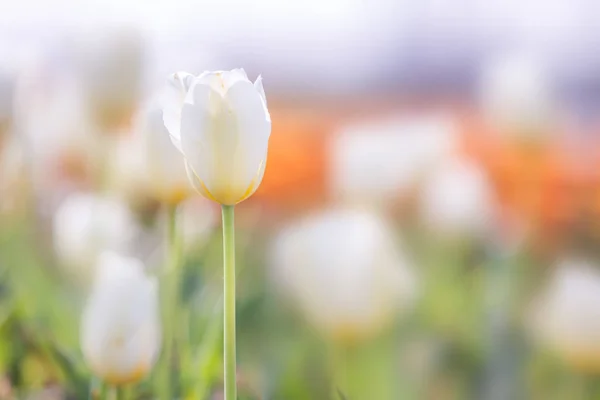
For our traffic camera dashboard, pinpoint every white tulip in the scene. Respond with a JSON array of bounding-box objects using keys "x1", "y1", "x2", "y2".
[
  {"x1": 270, "y1": 208, "x2": 417, "y2": 342},
  {"x1": 107, "y1": 130, "x2": 152, "y2": 206},
  {"x1": 74, "y1": 27, "x2": 144, "y2": 131},
  {"x1": 14, "y1": 57, "x2": 103, "y2": 201},
  {"x1": 479, "y1": 53, "x2": 555, "y2": 137},
  {"x1": 81, "y1": 252, "x2": 160, "y2": 385},
  {"x1": 139, "y1": 104, "x2": 191, "y2": 204},
  {"x1": 529, "y1": 260, "x2": 600, "y2": 372},
  {"x1": 108, "y1": 103, "x2": 193, "y2": 205},
  {"x1": 330, "y1": 114, "x2": 457, "y2": 206},
  {"x1": 53, "y1": 193, "x2": 138, "y2": 282},
  {"x1": 161, "y1": 69, "x2": 271, "y2": 205},
  {"x1": 420, "y1": 157, "x2": 495, "y2": 236}
]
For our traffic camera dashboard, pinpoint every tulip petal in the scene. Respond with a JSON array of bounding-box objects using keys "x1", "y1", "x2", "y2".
[
  {"x1": 196, "y1": 71, "x2": 227, "y2": 95},
  {"x1": 195, "y1": 69, "x2": 248, "y2": 96},
  {"x1": 237, "y1": 158, "x2": 267, "y2": 203},
  {"x1": 184, "y1": 160, "x2": 218, "y2": 202},
  {"x1": 179, "y1": 84, "x2": 219, "y2": 191},
  {"x1": 224, "y1": 79, "x2": 271, "y2": 198},
  {"x1": 254, "y1": 75, "x2": 270, "y2": 122},
  {"x1": 162, "y1": 71, "x2": 194, "y2": 152},
  {"x1": 226, "y1": 68, "x2": 249, "y2": 87}
]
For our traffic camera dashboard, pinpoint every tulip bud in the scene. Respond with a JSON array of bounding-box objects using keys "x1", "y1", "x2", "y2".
[
  {"x1": 81, "y1": 252, "x2": 161, "y2": 385},
  {"x1": 270, "y1": 208, "x2": 417, "y2": 343},
  {"x1": 161, "y1": 69, "x2": 271, "y2": 205}
]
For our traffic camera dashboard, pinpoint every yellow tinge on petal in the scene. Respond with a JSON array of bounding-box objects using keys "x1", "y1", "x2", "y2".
[
  {"x1": 189, "y1": 160, "x2": 265, "y2": 205},
  {"x1": 102, "y1": 361, "x2": 151, "y2": 386},
  {"x1": 236, "y1": 160, "x2": 265, "y2": 204},
  {"x1": 197, "y1": 177, "x2": 218, "y2": 203}
]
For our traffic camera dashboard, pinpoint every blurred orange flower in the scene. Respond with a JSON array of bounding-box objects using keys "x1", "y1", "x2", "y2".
[{"x1": 252, "y1": 106, "x2": 330, "y2": 209}]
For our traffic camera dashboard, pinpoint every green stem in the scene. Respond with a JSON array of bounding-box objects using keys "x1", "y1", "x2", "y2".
[
  {"x1": 159, "y1": 205, "x2": 182, "y2": 400},
  {"x1": 222, "y1": 205, "x2": 237, "y2": 400}
]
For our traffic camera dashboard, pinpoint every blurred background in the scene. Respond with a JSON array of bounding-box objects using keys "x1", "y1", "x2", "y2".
[{"x1": 3, "y1": 0, "x2": 600, "y2": 399}]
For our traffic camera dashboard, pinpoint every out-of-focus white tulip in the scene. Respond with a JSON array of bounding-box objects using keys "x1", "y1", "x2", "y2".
[
  {"x1": 161, "y1": 69, "x2": 271, "y2": 205},
  {"x1": 330, "y1": 115, "x2": 457, "y2": 206},
  {"x1": 270, "y1": 208, "x2": 417, "y2": 343},
  {"x1": 81, "y1": 252, "x2": 160, "y2": 385},
  {"x1": 53, "y1": 193, "x2": 138, "y2": 282},
  {"x1": 530, "y1": 260, "x2": 600, "y2": 373},
  {"x1": 74, "y1": 28, "x2": 144, "y2": 132},
  {"x1": 15, "y1": 56, "x2": 103, "y2": 203},
  {"x1": 139, "y1": 104, "x2": 191, "y2": 204},
  {"x1": 420, "y1": 157, "x2": 495, "y2": 237},
  {"x1": 479, "y1": 53, "x2": 555, "y2": 137},
  {"x1": 108, "y1": 103, "x2": 193, "y2": 206},
  {"x1": 107, "y1": 130, "x2": 151, "y2": 207}
]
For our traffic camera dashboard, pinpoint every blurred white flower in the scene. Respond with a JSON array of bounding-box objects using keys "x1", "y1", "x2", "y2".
[
  {"x1": 330, "y1": 114, "x2": 458, "y2": 206},
  {"x1": 530, "y1": 260, "x2": 600, "y2": 373},
  {"x1": 15, "y1": 56, "x2": 103, "y2": 202},
  {"x1": 74, "y1": 27, "x2": 145, "y2": 132},
  {"x1": 53, "y1": 193, "x2": 138, "y2": 282},
  {"x1": 139, "y1": 103, "x2": 191, "y2": 204},
  {"x1": 81, "y1": 252, "x2": 160, "y2": 385},
  {"x1": 420, "y1": 157, "x2": 495, "y2": 237},
  {"x1": 479, "y1": 53, "x2": 555, "y2": 137},
  {"x1": 108, "y1": 102, "x2": 194, "y2": 206},
  {"x1": 270, "y1": 208, "x2": 417, "y2": 343},
  {"x1": 107, "y1": 130, "x2": 152, "y2": 207},
  {"x1": 162, "y1": 69, "x2": 271, "y2": 205}
]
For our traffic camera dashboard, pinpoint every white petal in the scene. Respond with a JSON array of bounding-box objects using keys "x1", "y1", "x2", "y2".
[
  {"x1": 179, "y1": 83, "x2": 214, "y2": 186},
  {"x1": 195, "y1": 69, "x2": 250, "y2": 96},
  {"x1": 141, "y1": 107, "x2": 189, "y2": 192},
  {"x1": 224, "y1": 68, "x2": 249, "y2": 87},
  {"x1": 161, "y1": 71, "x2": 194, "y2": 152},
  {"x1": 196, "y1": 71, "x2": 228, "y2": 95},
  {"x1": 253, "y1": 75, "x2": 270, "y2": 122},
  {"x1": 224, "y1": 79, "x2": 271, "y2": 195},
  {"x1": 184, "y1": 160, "x2": 215, "y2": 201}
]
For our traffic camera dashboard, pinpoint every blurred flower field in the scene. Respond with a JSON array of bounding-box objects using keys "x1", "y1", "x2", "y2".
[{"x1": 2, "y1": 4, "x2": 600, "y2": 399}]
